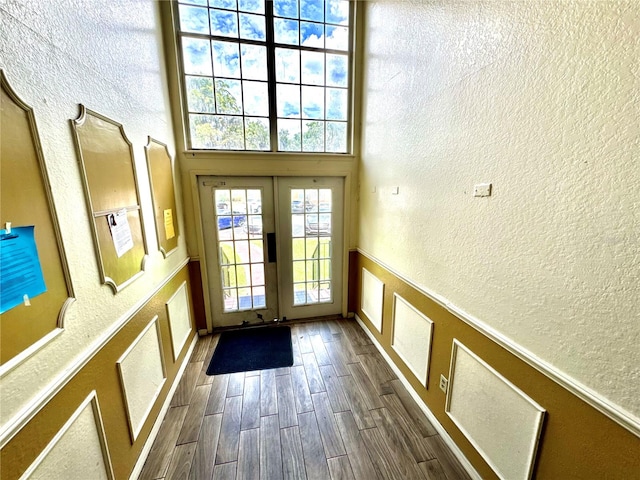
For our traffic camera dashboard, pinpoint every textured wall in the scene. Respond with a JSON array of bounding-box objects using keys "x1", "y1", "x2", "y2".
[
  {"x1": 358, "y1": 0, "x2": 639, "y2": 421},
  {"x1": 0, "y1": 0, "x2": 186, "y2": 428}
]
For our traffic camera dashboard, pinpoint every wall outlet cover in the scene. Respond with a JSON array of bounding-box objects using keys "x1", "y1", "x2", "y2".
[{"x1": 439, "y1": 374, "x2": 449, "y2": 393}]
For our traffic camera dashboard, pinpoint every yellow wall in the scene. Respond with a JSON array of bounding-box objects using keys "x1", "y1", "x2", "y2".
[
  {"x1": 351, "y1": 251, "x2": 640, "y2": 479},
  {"x1": 1, "y1": 266, "x2": 196, "y2": 480},
  {"x1": 358, "y1": 0, "x2": 639, "y2": 436},
  {"x1": 0, "y1": 1, "x2": 194, "y2": 478},
  {"x1": 2, "y1": 0, "x2": 639, "y2": 478}
]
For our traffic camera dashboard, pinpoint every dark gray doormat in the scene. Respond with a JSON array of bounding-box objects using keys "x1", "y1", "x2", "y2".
[{"x1": 206, "y1": 326, "x2": 293, "y2": 375}]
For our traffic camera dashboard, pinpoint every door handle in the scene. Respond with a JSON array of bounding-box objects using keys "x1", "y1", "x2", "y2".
[{"x1": 267, "y1": 232, "x2": 277, "y2": 263}]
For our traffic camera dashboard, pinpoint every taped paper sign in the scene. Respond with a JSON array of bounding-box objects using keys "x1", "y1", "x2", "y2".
[
  {"x1": 164, "y1": 208, "x2": 175, "y2": 240},
  {"x1": 108, "y1": 209, "x2": 134, "y2": 258},
  {"x1": 0, "y1": 226, "x2": 47, "y2": 314}
]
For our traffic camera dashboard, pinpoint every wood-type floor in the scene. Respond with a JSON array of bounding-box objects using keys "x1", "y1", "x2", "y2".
[{"x1": 138, "y1": 318, "x2": 472, "y2": 480}]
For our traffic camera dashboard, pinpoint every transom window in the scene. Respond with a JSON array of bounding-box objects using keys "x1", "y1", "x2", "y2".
[{"x1": 176, "y1": 0, "x2": 351, "y2": 153}]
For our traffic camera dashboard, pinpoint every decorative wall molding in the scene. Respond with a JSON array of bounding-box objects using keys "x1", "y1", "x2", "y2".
[
  {"x1": 116, "y1": 316, "x2": 167, "y2": 442},
  {"x1": 128, "y1": 334, "x2": 198, "y2": 480},
  {"x1": 355, "y1": 314, "x2": 482, "y2": 480},
  {"x1": 0, "y1": 69, "x2": 76, "y2": 369},
  {"x1": 166, "y1": 281, "x2": 192, "y2": 361},
  {"x1": 361, "y1": 267, "x2": 384, "y2": 333},
  {"x1": 0, "y1": 329, "x2": 64, "y2": 379},
  {"x1": 18, "y1": 391, "x2": 114, "y2": 480},
  {"x1": 0, "y1": 258, "x2": 189, "y2": 449},
  {"x1": 145, "y1": 137, "x2": 179, "y2": 258},
  {"x1": 391, "y1": 293, "x2": 434, "y2": 387},
  {"x1": 446, "y1": 340, "x2": 545, "y2": 480},
  {"x1": 356, "y1": 248, "x2": 640, "y2": 439},
  {"x1": 71, "y1": 105, "x2": 149, "y2": 293}
]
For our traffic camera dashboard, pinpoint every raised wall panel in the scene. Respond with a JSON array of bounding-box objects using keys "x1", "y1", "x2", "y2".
[
  {"x1": 166, "y1": 281, "x2": 192, "y2": 361},
  {"x1": 20, "y1": 392, "x2": 114, "y2": 480},
  {"x1": 145, "y1": 138, "x2": 179, "y2": 258},
  {"x1": 391, "y1": 294, "x2": 433, "y2": 386},
  {"x1": 446, "y1": 340, "x2": 545, "y2": 480},
  {"x1": 116, "y1": 316, "x2": 167, "y2": 442},
  {"x1": 361, "y1": 268, "x2": 384, "y2": 333},
  {"x1": 71, "y1": 106, "x2": 148, "y2": 293},
  {"x1": 0, "y1": 70, "x2": 75, "y2": 368}
]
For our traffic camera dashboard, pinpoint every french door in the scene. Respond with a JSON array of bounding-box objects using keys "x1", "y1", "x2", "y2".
[{"x1": 199, "y1": 176, "x2": 344, "y2": 329}]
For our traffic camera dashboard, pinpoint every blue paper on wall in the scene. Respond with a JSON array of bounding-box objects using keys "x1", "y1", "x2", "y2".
[{"x1": 0, "y1": 226, "x2": 47, "y2": 314}]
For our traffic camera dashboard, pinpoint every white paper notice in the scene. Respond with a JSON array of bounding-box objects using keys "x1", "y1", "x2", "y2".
[{"x1": 108, "y1": 209, "x2": 134, "y2": 258}]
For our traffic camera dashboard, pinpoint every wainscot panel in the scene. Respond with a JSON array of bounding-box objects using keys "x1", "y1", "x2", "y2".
[
  {"x1": 349, "y1": 250, "x2": 640, "y2": 479},
  {"x1": 1, "y1": 265, "x2": 196, "y2": 480}
]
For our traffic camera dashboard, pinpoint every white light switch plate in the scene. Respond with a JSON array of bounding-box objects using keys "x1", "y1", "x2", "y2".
[{"x1": 474, "y1": 183, "x2": 492, "y2": 197}]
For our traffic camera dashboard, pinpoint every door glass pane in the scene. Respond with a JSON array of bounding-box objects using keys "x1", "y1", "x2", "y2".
[
  {"x1": 215, "y1": 188, "x2": 265, "y2": 311},
  {"x1": 291, "y1": 188, "x2": 333, "y2": 305},
  {"x1": 253, "y1": 286, "x2": 266, "y2": 308}
]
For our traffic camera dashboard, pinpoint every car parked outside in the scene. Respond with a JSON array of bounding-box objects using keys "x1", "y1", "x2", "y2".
[
  {"x1": 216, "y1": 202, "x2": 245, "y2": 230},
  {"x1": 243, "y1": 215, "x2": 263, "y2": 235},
  {"x1": 306, "y1": 213, "x2": 331, "y2": 235}
]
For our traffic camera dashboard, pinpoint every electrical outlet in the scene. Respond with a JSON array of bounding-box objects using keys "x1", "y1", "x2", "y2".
[
  {"x1": 473, "y1": 183, "x2": 492, "y2": 197},
  {"x1": 439, "y1": 374, "x2": 449, "y2": 393}
]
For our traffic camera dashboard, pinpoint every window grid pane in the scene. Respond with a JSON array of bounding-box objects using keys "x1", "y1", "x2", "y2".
[
  {"x1": 290, "y1": 188, "x2": 333, "y2": 305},
  {"x1": 178, "y1": 0, "x2": 350, "y2": 153},
  {"x1": 215, "y1": 188, "x2": 267, "y2": 312}
]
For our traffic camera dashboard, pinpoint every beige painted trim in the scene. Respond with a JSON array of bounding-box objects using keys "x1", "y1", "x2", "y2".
[
  {"x1": 18, "y1": 390, "x2": 115, "y2": 480},
  {"x1": 349, "y1": 0, "x2": 365, "y2": 159},
  {"x1": 166, "y1": 281, "x2": 192, "y2": 361},
  {"x1": 0, "y1": 328, "x2": 64, "y2": 378},
  {"x1": 356, "y1": 248, "x2": 640, "y2": 439},
  {"x1": 445, "y1": 340, "x2": 545, "y2": 480},
  {"x1": 70, "y1": 105, "x2": 150, "y2": 293},
  {"x1": 391, "y1": 293, "x2": 434, "y2": 387},
  {"x1": 0, "y1": 258, "x2": 190, "y2": 449},
  {"x1": 354, "y1": 314, "x2": 482, "y2": 480},
  {"x1": 190, "y1": 174, "x2": 214, "y2": 333},
  {"x1": 0, "y1": 69, "x2": 76, "y2": 369},
  {"x1": 361, "y1": 267, "x2": 384, "y2": 332},
  {"x1": 128, "y1": 333, "x2": 198, "y2": 480},
  {"x1": 145, "y1": 136, "x2": 180, "y2": 259},
  {"x1": 116, "y1": 315, "x2": 167, "y2": 443}
]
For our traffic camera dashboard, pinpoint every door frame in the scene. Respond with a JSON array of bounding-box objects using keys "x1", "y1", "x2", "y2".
[
  {"x1": 275, "y1": 176, "x2": 345, "y2": 321},
  {"x1": 198, "y1": 176, "x2": 278, "y2": 329},
  {"x1": 191, "y1": 169, "x2": 352, "y2": 334}
]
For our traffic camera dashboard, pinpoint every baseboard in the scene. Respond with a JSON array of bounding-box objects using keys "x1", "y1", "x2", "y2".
[
  {"x1": 354, "y1": 314, "x2": 482, "y2": 480},
  {"x1": 129, "y1": 332, "x2": 199, "y2": 480}
]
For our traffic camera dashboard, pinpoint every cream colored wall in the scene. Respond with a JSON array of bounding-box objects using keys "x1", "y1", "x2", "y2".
[
  {"x1": 0, "y1": 0, "x2": 188, "y2": 435},
  {"x1": 358, "y1": 0, "x2": 639, "y2": 428}
]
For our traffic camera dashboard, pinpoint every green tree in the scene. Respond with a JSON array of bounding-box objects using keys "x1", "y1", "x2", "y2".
[
  {"x1": 246, "y1": 119, "x2": 270, "y2": 150},
  {"x1": 302, "y1": 121, "x2": 324, "y2": 152},
  {"x1": 187, "y1": 78, "x2": 347, "y2": 152},
  {"x1": 278, "y1": 127, "x2": 301, "y2": 151},
  {"x1": 188, "y1": 78, "x2": 270, "y2": 150}
]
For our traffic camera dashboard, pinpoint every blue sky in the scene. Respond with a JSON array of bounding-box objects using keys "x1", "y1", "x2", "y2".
[{"x1": 181, "y1": 0, "x2": 348, "y2": 130}]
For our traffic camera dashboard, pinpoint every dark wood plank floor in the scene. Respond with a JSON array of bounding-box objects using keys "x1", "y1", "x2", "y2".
[{"x1": 139, "y1": 318, "x2": 471, "y2": 480}]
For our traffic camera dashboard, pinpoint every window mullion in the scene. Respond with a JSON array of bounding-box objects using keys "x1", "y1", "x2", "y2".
[
  {"x1": 265, "y1": 1, "x2": 278, "y2": 152},
  {"x1": 176, "y1": 0, "x2": 351, "y2": 153}
]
